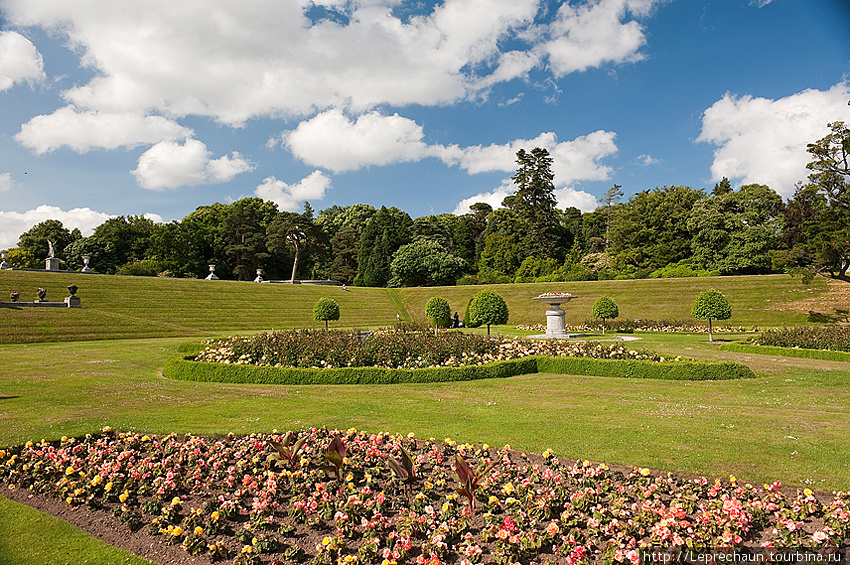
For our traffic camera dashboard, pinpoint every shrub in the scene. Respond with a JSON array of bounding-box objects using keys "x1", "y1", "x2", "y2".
[
  {"x1": 462, "y1": 298, "x2": 481, "y2": 328},
  {"x1": 313, "y1": 298, "x2": 340, "y2": 330},
  {"x1": 691, "y1": 289, "x2": 731, "y2": 342},
  {"x1": 752, "y1": 325, "x2": 850, "y2": 352},
  {"x1": 116, "y1": 259, "x2": 163, "y2": 277},
  {"x1": 425, "y1": 297, "x2": 451, "y2": 335},
  {"x1": 468, "y1": 290, "x2": 509, "y2": 337},
  {"x1": 591, "y1": 296, "x2": 619, "y2": 334}
]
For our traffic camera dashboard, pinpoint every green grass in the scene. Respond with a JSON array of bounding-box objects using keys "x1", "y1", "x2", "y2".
[
  {"x1": 1, "y1": 272, "x2": 849, "y2": 563},
  {"x1": 0, "y1": 496, "x2": 156, "y2": 565},
  {"x1": 2, "y1": 271, "x2": 849, "y2": 344}
]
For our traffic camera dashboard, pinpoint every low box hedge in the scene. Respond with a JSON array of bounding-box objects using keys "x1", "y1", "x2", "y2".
[
  {"x1": 720, "y1": 343, "x2": 850, "y2": 363},
  {"x1": 163, "y1": 350, "x2": 754, "y2": 385}
]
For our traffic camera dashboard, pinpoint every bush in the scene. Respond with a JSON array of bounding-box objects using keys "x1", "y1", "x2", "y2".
[
  {"x1": 463, "y1": 298, "x2": 481, "y2": 328},
  {"x1": 752, "y1": 325, "x2": 850, "y2": 352},
  {"x1": 116, "y1": 259, "x2": 163, "y2": 277},
  {"x1": 425, "y1": 297, "x2": 451, "y2": 334},
  {"x1": 313, "y1": 298, "x2": 340, "y2": 330},
  {"x1": 166, "y1": 352, "x2": 754, "y2": 385},
  {"x1": 591, "y1": 296, "x2": 619, "y2": 334},
  {"x1": 691, "y1": 289, "x2": 732, "y2": 342},
  {"x1": 468, "y1": 290, "x2": 509, "y2": 337}
]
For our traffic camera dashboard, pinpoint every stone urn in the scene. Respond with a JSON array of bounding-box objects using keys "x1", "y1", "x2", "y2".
[
  {"x1": 533, "y1": 292, "x2": 578, "y2": 336},
  {"x1": 67, "y1": 285, "x2": 78, "y2": 296}
]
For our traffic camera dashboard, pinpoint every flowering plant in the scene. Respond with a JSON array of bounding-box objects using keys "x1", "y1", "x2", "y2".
[
  {"x1": 36, "y1": 287, "x2": 46, "y2": 301},
  {"x1": 1, "y1": 427, "x2": 847, "y2": 565},
  {"x1": 10, "y1": 291, "x2": 18, "y2": 302},
  {"x1": 194, "y1": 324, "x2": 667, "y2": 370},
  {"x1": 534, "y1": 292, "x2": 577, "y2": 300}
]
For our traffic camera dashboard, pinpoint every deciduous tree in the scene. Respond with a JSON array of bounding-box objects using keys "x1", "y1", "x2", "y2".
[{"x1": 691, "y1": 289, "x2": 731, "y2": 342}]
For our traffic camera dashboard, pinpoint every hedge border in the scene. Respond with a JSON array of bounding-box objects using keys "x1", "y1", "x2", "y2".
[
  {"x1": 163, "y1": 350, "x2": 755, "y2": 385},
  {"x1": 720, "y1": 343, "x2": 850, "y2": 363}
]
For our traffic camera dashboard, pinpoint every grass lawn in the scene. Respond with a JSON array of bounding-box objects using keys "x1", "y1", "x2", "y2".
[{"x1": 1, "y1": 272, "x2": 849, "y2": 563}]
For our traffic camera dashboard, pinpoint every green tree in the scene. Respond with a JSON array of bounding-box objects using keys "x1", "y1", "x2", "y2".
[
  {"x1": 4, "y1": 247, "x2": 38, "y2": 268},
  {"x1": 688, "y1": 183, "x2": 784, "y2": 275},
  {"x1": 267, "y1": 207, "x2": 327, "y2": 282},
  {"x1": 313, "y1": 298, "x2": 340, "y2": 330},
  {"x1": 90, "y1": 216, "x2": 156, "y2": 273},
  {"x1": 691, "y1": 289, "x2": 732, "y2": 342},
  {"x1": 222, "y1": 199, "x2": 277, "y2": 281},
  {"x1": 354, "y1": 206, "x2": 412, "y2": 287},
  {"x1": 591, "y1": 296, "x2": 619, "y2": 334},
  {"x1": 468, "y1": 289, "x2": 509, "y2": 338},
  {"x1": 327, "y1": 227, "x2": 360, "y2": 284},
  {"x1": 18, "y1": 219, "x2": 75, "y2": 263},
  {"x1": 388, "y1": 239, "x2": 467, "y2": 287},
  {"x1": 610, "y1": 185, "x2": 705, "y2": 272},
  {"x1": 600, "y1": 184, "x2": 623, "y2": 249},
  {"x1": 425, "y1": 297, "x2": 451, "y2": 335},
  {"x1": 509, "y1": 148, "x2": 564, "y2": 260},
  {"x1": 786, "y1": 116, "x2": 850, "y2": 283}
]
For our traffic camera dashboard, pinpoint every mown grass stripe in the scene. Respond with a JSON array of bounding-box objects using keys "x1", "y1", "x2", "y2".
[{"x1": 720, "y1": 343, "x2": 850, "y2": 362}]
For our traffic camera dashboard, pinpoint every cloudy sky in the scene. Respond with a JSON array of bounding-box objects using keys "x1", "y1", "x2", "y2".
[{"x1": 0, "y1": 0, "x2": 848, "y2": 249}]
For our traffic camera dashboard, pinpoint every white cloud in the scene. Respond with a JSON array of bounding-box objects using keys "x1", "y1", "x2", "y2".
[
  {"x1": 453, "y1": 178, "x2": 599, "y2": 215},
  {"x1": 282, "y1": 109, "x2": 431, "y2": 172},
  {"x1": 255, "y1": 171, "x2": 332, "y2": 211},
  {"x1": 697, "y1": 82, "x2": 850, "y2": 197},
  {"x1": 15, "y1": 106, "x2": 193, "y2": 154},
  {"x1": 440, "y1": 130, "x2": 618, "y2": 186},
  {"x1": 0, "y1": 205, "x2": 113, "y2": 250},
  {"x1": 749, "y1": 0, "x2": 775, "y2": 7},
  {"x1": 2, "y1": 0, "x2": 658, "y2": 124},
  {"x1": 540, "y1": 0, "x2": 659, "y2": 77},
  {"x1": 453, "y1": 179, "x2": 516, "y2": 215},
  {"x1": 0, "y1": 31, "x2": 45, "y2": 91},
  {"x1": 132, "y1": 139, "x2": 253, "y2": 190},
  {"x1": 0, "y1": 173, "x2": 17, "y2": 193},
  {"x1": 635, "y1": 153, "x2": 661, "y2": 166}
]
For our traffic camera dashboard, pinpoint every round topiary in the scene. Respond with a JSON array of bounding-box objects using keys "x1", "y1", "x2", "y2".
[
  {"x1": 425, "y1": 297, "x2": 451, "y2": 335},
  {"x1": 691, "y1": 289, "x2": 731, "y2": 342},
  {"x1": 591, "y1": 296, "x2": 619, "y2": 334},
  {"x1": 313, "y1": 298, "x2": 340, "y2": 330},
  {"x1": 468, "y1": 289, "x2": 509, "y2": 337}
]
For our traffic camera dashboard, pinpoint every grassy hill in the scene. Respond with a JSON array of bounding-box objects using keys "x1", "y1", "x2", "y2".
[{"x1": 1, "y1": 270, "x2": 848, "y2": 343}]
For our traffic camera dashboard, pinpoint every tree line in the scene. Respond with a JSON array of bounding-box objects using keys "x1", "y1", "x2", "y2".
[{"x1": 7, "y1": 111, "x2": 849, "y2": 287}]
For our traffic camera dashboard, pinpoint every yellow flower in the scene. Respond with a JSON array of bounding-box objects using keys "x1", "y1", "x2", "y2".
[
  {"x1": 640, "y1": 468, "x2": 651, "y2": 477},
  {"x1": 804, "y1": 488, "x2": 814, "y2": 497},
  {"x1": 104, "y1": 482, "x2": 113, "y2": 492},
  {"x1": 171, "y1": 496, "x2": 182, "y2": 506},
  {"x1": 211, "y1": 511, "x2": 220, "y2": 521},
  {"x1": 194, "y1": 526, "x2": 204, "y2": 536},
  {"x1": 489, "y1": 495, "x2": 500, "y2": 505},
  {"x1": 65, "y1": 466, "x2": 76, "y2": 475},
  {"x1": 502, "y1": 483, "x2": 515, "y2": 495},
  {"x1": 241, "y1": 545, "x2": 253, "y2": 554},
  {"x1": 119, "y1": 492, "x2": 129, "y2": 503},
  {"x1": 322, "y1": 536, "x2": 333, "y2": 546},
  {"x1": 172, "y1": 526, "x2": 184, "y2": 537}
]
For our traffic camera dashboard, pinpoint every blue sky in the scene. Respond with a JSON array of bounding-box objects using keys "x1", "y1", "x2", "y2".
[{"x1": 0, "y1": 0, "x2": 848, "y2": 249}]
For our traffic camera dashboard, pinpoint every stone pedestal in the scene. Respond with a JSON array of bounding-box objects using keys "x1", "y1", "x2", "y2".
[
  {"x1": 45, "y1": 257, "x2": 61, "y2": 271},
  {"x1": 533, "y1": 293, "x2": 578, "y2": 337},
  {"x1": 64, "y1": 296, "x2": 81, "y2": 308}
]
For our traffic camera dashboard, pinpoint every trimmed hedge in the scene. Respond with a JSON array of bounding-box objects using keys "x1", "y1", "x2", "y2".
[
  {"x1": 163, "y1": 351, "x2": 754, "y2": 385},
  {"x1": 720, "y1": 343, "x2": 850, "y2": 363},
  {"x1": 537, "y1": 357, "x2": 755, "y2": 381}
]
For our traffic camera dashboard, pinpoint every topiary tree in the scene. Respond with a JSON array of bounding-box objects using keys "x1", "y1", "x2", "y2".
[
  {"x1": 425, "y1": 296, "x2": 451, "y2": 336},
  {"x1": 691, "y1": 289, "x2": 731, "y2": 342},
  {"x1": 462, "y1": 297, "x2": 481, "y2": 328},
  {"x1": 468, "y1": 290, "x2": 509, "y2": 338},
  {"x1": 313, "y1": 298, "x2": 340, "y2": 330},
  {"x1": 591, "y1": 296, "x2": 619, "y2": 334}
]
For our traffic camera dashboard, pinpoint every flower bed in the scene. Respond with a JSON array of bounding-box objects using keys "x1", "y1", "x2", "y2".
[
  {"x1": 516, "y1": 320, "x2": 751, "y2": 334},
  {"x1": 752, "y1": 326, "x2": 850, "y2": 352},
  {"x1": 194, "y1": 325, "x2": 665, "y2": 370},
  {"x1": 1, "y1": 428, "x2": 847, "y2": 565}
]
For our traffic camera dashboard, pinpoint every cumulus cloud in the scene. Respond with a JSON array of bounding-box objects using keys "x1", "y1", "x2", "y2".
[
  {"x1": 540, "y1": 0, "x2": 659, "y2": 77},
  {"x1": 254, "y1": 171, "x2": 332, "y2": 211},
  {"x1": 697, "y1": 82, "x2": 850, "y2": 197},
  {"x1": 453, "y1": 178, "x2": 598, "y2": 215},
  {"x1": 132, "y1": 139, "x2": 254, "y2": 190},
  {"x1": 15, "y1": 106, "x2": 193, "y2": 154},
  {"x1": 282, "y1": 110, "x2": 432, "y2": 172},
  {"x1": 0, "y1": 31, "x2": 45, "y2": 91},
  {"x1": 0, "y1": 205, "x2": 113, "y2": 250},
  {"x1": 635, "y1": 153, "x2": 661, "y2": 166},
  {"x1": 1, "y1": 0, "x2": 657, "y2": 124},
  {"x1": 0, "y1": 173, "x2": 17, "y2": 193},
  {"x1": 440, "y1": 130, "x2": 618, "y2": 186}
]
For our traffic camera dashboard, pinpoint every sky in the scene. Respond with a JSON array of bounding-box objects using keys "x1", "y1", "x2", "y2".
[{"x1": 0, "y1": 0, "x2": 848, "y2": 250}]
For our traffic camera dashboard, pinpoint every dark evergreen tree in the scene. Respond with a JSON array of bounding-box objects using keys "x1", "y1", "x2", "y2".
[
  {"x1": 354, "y1": 206, "x2": 412, "y2": 287},
  {"x1": 509, "y1": 148, "x2": 564, "y2": 260}
]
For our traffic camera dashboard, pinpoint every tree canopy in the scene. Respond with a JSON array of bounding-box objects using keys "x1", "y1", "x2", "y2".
[
  {"x1": 691, "y1": 289, "x2": 732, "y2": 342},
  {"x1": 468, "y1": 290, "x2": 509, "y2": 337}
]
